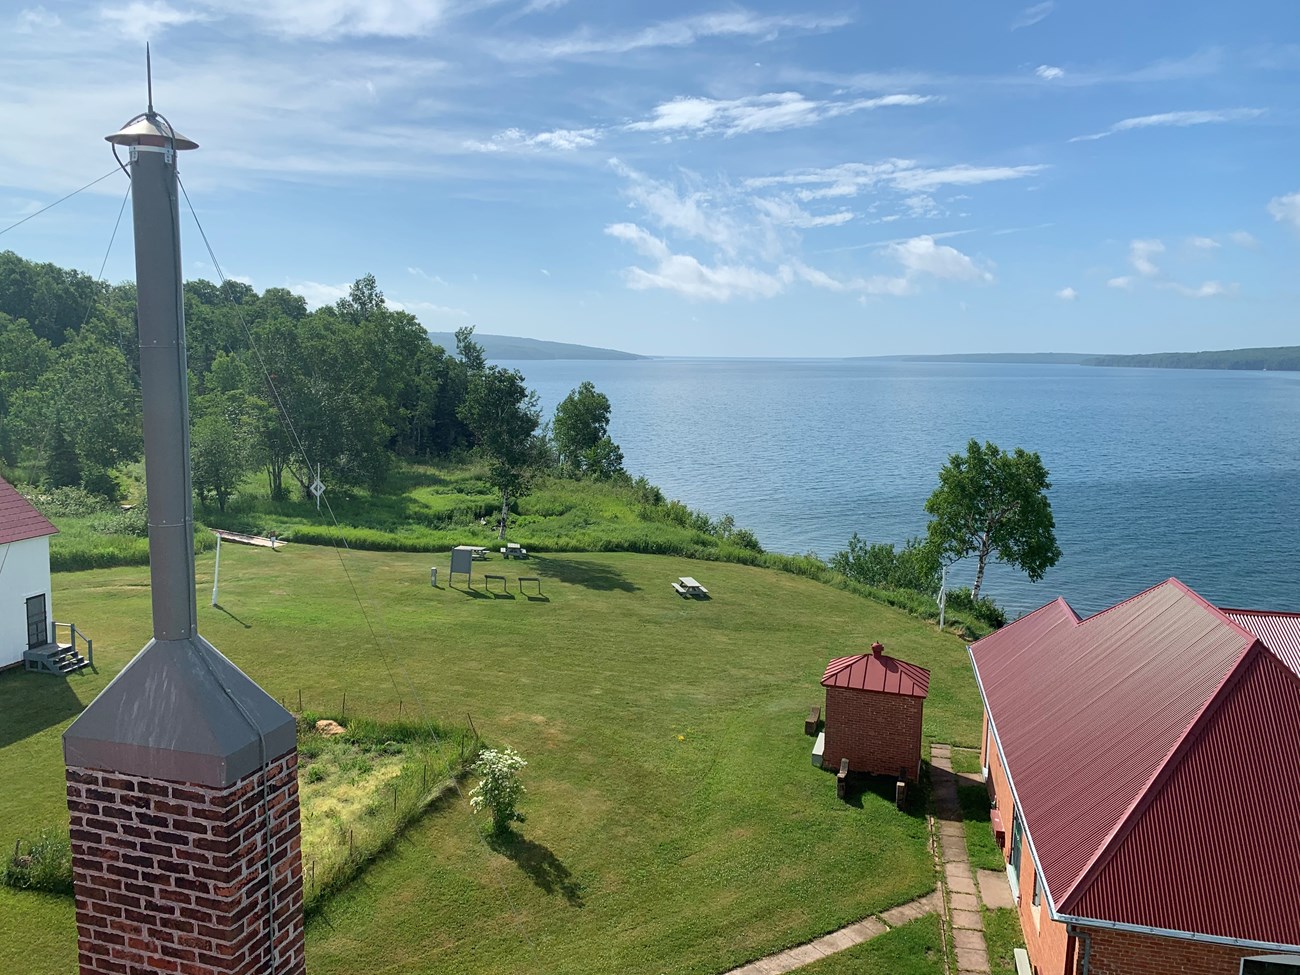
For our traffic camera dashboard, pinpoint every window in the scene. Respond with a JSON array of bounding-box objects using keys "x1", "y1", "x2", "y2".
[
  {"x1": 1031, "y1": 870, "x2": 1040, "y2": 907},
  {"x1": 1009, "y1": 810, "x2": 1023, "y2": 878},
  {"x1": 1243, "y1": 958, "x2": 1300, "y2": 975}
]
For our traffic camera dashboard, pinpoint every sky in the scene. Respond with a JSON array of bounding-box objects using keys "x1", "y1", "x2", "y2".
[{"x1": 1, "y1": 1, "x2": 1298, "y2": 357}]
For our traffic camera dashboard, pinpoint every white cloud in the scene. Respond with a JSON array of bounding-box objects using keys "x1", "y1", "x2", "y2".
[
  {"x1": 604, "y1": 222, "x2": 788, "y2": 301},
  {"x1": 540, "y1": 268, "x2": 551, "y2": 277},
  {"x1": 100, "y1": 1, "x2": 211, "y2": 39},
  {"x1": 627, "y1": 91, "x2": 934, "y2": 138},
  {"x1": 493, "y1": 10, "x2": 851, "y2": 60},
  {"x1": 15, "y1": 6, "x2": 60, "y2": 31},
  {"x1": 465, "y1": 126, "x2": 598, "y2": 152},
  {"x1": 1056, "y1": 286, "x2": 1078, "y2": 300},
  {"x1": 1071, "y1": 108, "x2": 1265, "y2": 142},
  {"x1": 1107, "y1": 276, "x2": 1134, "y2": 289},
  {"x1": 902, "y1": 194, "x2": 942, "y2": 218},
  {"x1": 888, "y1": 235, "x2": 992, "y2": 283},
  {"x1": 194, "y1": 0, "x2": 454, "y2": 39},
  {"x1": 746, "y1": 160, "x2": 1045, "y2": 202},
  {"x1": 611, "y1": 160, "x2": 749, "y2": 255},
  {"x1": 1011, "y1": 2, "x2": 1054, "y2": 29},
  {"x1": 1129, "y1": 238, "x2": 1165, "y2": 277},
  {"x1": 401, "y1": 300, "x2": 468, "y2": 317},
  {"x1": 1035, "y1": 65, "x2": 1065, "y2": 80},
  {"x1": 285, "y1": 280, "x2": 351, "y2": 308},
  {"x1": 1187, "y1": 235, "x2": 1220, "y2": 249},
  {"x1": 1229, "y1": 230, "x2": 1259, "y2": 248},
  {"x1": 752, "y1": 197, "x2": 854, "y2": 229},
  {"x1": 1166, "y1": 280, "x2": 1233, "y2": 298},
  {"x1": 407, "y1": 266, "x2": 449, "y2": 285},
  {"x1": 1267, "y1": 191, "x2": 1300, "y2": 230}
]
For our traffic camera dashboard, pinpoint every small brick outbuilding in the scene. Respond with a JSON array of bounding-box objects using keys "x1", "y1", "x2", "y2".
[{"x1": 821, "y1": 642, "x2": 929, "y2": 781}]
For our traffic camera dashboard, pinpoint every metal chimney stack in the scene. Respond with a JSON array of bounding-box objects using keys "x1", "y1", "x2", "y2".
[{"x1": 63, "y1": 65, "x2": 306, "y2": 975}]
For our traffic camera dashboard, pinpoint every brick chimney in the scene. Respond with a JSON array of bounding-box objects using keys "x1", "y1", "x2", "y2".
[{"x1": 62, "y1": 89, "x2": 304, "y2": 975}]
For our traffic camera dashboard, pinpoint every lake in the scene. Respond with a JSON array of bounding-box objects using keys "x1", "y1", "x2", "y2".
[{"x1": 506, "y1": 358, "x2": 1300, "y2": 618}]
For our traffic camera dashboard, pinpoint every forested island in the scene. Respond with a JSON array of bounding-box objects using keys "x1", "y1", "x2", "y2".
[
  {"x1": 1084, "y1": 346, "x2": 1300, "y2": 371},
  {"x1": 425, "y1": 332, "x2": 645, "y2": 361}
]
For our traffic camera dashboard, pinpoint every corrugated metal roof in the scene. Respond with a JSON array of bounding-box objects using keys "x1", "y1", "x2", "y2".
[
  {"x1": 0, "y1": 476, "x2": 58, "y2": 546},
  {"x1": 1063, "y1": 646, "x2": 1300, "y2": 947},
  {"x1": 821, "y1": 651, "x2": 930, "y2": 698},
  {"x1": 1223, "y1": 608, "x2": 1300, "y2": 679},
  {"x1": 969, "y1": 578, "x2": 1300, "y2": 947}
]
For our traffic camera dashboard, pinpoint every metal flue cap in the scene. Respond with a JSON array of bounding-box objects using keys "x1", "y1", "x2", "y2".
[
  {"x1": 105, "y1": 114, "x2": 198, "y2": 150},
  {"x1": 871, "y1": 641, "x2": 884, "y2": 657}
]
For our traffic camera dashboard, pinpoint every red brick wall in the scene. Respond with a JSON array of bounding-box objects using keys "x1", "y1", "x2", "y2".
[
  {"x1": 822, "y1": 686, "x2": 923, "y2": 780},
  {"x1": 67, "y1": 751, "x2": 305, "y2": 975},
  {"x1": 1083, "y1": 926, "x2": 1262, "y2": 974}
]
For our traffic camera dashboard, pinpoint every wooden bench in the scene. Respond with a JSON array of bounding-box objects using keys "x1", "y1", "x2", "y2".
[
  {"x1": 518, "y1": 576, "x2": 542, "y2": 595},
  {"x1": 482, "y1": 573, "x2": 508, "y2": 593},
  {"x1": 805, "y1": 705, "x2": 821, "y2": 736},
  {"x1": 671, "y1": 582, "x2": 689, "y2": 597},
  {"x1": 836, "y1": 758, "x2": 850, "y2": 800}
]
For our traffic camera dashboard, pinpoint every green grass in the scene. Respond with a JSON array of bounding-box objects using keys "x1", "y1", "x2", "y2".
[
  {"x1": 983, "y1": 907, "x2": 1026, "y2": 975},
  {"x1": 958, "y1": 784, "x2": 1006, "y2": 873},
  {"x1": 0, "y1": 547, "x2": 984, "y2": 975},
  {"x1": 797, "y1": 915, "x2": 946, "y2": 974},
  {"x1": 950, "y1": 747, "x2": 982, "y2": 774}
]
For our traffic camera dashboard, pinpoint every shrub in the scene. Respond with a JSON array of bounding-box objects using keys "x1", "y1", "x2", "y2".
[
  {"x1": 469, "y1": 747, "x2": 527, "y2": 834},
  {"x1": 944, "y1": 587, "x2": 1007, "y2": 628},
  {"x1": 830, "y1": 534, "x2": 940, "y2": 596},
  {"x1": 1, "y1": 828, "x2": 74, "y2": 896}
]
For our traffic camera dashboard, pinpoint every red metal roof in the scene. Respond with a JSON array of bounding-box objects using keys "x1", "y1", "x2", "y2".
[
  {"x1": 821, "y1": 651, "x2": 930, "y2": 698},
  {"x1": 971, "y1": 578, "x2": 1300, "y2": 949},
  {"x1": 0, "y1": 476, "x2": 58, "y2": 546},
  {"x1": 1222, "y1": 608, "x2": 1300, "y2": 679}
]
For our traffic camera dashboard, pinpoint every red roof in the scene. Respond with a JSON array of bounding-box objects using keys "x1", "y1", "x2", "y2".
[
  {"x1": 822, "y1": 651, "x2": 930, "y2": 698},
  {"x1": 0, "y1": 476, "x2": 58, "y2": 546},
  {"x1": 971, "y1": 578, "x2": 1300, "y2": 950},
  {"x1": 1222, "y1": 608, "x2": 1300, "y2": 679}
]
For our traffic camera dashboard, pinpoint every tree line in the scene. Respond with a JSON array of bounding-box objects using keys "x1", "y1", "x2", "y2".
[{"x1": 0, "y1": 250, "x2": 624, "y2": 518}]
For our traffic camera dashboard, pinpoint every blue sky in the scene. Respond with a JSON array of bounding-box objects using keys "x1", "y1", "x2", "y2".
[{"x1": 2, "y1": 0, "x2": 1298, "y2": 357}]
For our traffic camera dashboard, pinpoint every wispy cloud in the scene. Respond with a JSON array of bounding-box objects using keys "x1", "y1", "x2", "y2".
[
  {"x1": 1107, "y1": 276, "x2": 1134, "y2": 290},
  {"x1": 490, "y1": 10, "x2": 851, "y2": 61},
  {"x1": 627, "y1": 92, "x2": 934, "y2": 138},
  {"x1": 14, "y1": 5, "x2": 60, "y2": 31},
  {"x1": 285, "y1": 279, "x2": 352, "y2": 309},
  {"x1": 1056, "y1": 286, "x2": 1078, "y2": 300},
  {"x1": 604, "y1": 222, "x2": 788, "y2": 301},
  {"x1": 100, "y1": 1, "x2": 211, "y2": 40},
  {"x1": 1268, "y1": 191, "x2": 1300, "y2": 230},
  {"x1": 1035, "y1": 65, "x2": 1065, "y2": 80},
  {"x1": 464, "y1": 126, "x2": 599, "y2": 152},
  {"x1": 1187, "y1": 235, "x2": 1220, "y2": 249},
  {"x1": 1164, "y1": 280, "x2": 1233, "y2": 298},
  {"x1": 407, "y1": 266, "x2": 449, "y2": 285},
  {"x1": 1129, "y1": 238, "x2": 1165, "y2": 276},
  {"x1": 1011, "y1": 1, "x2": 1054, "y2": 30},
  {"x1": 747, "y1": 161, "x2": 1046, "y2": 201},
  {"x1": 1229, "y1": 230, "x2": 1259, "y2": 249},
  {"x1": 1070, "y1": 108, "x2": 1265, "y2": 142}
]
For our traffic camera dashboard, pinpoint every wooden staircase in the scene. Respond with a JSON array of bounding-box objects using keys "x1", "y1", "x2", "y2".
[{"x1": 23, "y1": 622, "x2": 94, "y2": 675}]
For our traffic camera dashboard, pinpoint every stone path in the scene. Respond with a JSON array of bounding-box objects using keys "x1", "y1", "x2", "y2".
[
  {"x1": 931, "y1": 743, "x2": 994, "y2": 975},
  {"x1": 722, "y1": 890, "x2": 942, "y2": 975}
]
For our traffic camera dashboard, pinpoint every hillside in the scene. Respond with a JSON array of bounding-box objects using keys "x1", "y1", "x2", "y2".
[
  {"x1": 426, "y1": 331, "x2": 647, "y2": 360},
  {"x1": 852, "y1": 353, "x2": 1095, "y2": 364},
  {"x1": 1085, "y1": 346, "x2": 1300, "y2": 371}
]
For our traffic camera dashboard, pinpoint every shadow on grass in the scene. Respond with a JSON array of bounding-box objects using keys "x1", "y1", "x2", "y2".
[
  {"x1": 836, "y1": 770, "x2": 930, "y2": 821},
  {"x1": 212, "y1": 603, "x2": 253, "y2": 629},
  {"x1": 531, "y1": 556, "x2": 639, "y2": 593},
  {"x1": 449, "y1": 585, "x2": 492, "y2": 599},
  {"x1": 0, "y1": 670, "x2": 87, "y2": 750},
  {"x1": 488, "y1": 830, "x2": 584, "y2": 907}
]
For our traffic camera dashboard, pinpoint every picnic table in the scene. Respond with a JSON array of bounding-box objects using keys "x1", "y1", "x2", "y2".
[
  {"x1": 672, "y1": 576, "x2": 709, "y2": 598},
  {"x1": 500, "y1": 543, "x2": 528, "y2": 559},
  {"x1": 467, "y1": 546, "x2": 489, "y2": 560}
]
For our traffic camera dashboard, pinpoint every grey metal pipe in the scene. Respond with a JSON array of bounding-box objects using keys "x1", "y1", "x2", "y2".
[{"x1": 130, "y1": 144, "x2": 197, "y2": 641}]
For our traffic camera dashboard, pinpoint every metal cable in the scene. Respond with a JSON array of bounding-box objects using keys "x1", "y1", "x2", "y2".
[{"x1": 0, "y1": 168, "x2": 120, "y2": 239}]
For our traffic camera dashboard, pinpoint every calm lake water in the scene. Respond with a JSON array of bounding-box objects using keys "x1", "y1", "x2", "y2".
[{"x1": 506, "y1": 358, "x2": 1300, "y2": 618}]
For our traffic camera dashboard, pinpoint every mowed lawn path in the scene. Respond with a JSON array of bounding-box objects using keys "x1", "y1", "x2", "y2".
[{"x1": 0, "y1": 546, "x2": 983, "y2": 975}]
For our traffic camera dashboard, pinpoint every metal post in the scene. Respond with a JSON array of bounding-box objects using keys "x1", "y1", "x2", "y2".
[
  {"x1": 120, "y1": 123, "x2": 199, "y2": 641},
  {"x1": 211, "y1": 532, "x2": 221, "y2": 607}
]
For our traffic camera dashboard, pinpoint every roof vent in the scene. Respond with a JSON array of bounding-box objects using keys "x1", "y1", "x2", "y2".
[{"x1": 871, "y1": 641, "x2": 884, "y2": 657}]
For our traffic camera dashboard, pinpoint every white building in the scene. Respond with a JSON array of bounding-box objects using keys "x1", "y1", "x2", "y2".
[{"x1": 0, "y1": 476, "x2": 59, "y2": 671}]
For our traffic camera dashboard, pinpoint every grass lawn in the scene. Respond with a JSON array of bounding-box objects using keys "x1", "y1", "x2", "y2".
[
  {"x1": 950, "y1": 747, "x2": 982, "y2": 774},
  {"x1": 797, "y1": 915, "x2": 946, "y2": 974},
  {"x1": 1, "y1": 546, "x2": 983, "y2": 975},
  {"x1": 958, "y1": 783, "x2": 1005, "y2": 873},
  {"x1": 983, "y1": 907, "x2": 1026, "y2": 975}
]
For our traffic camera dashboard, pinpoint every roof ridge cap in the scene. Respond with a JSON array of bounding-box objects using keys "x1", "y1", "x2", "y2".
[
  {"x1": 1058, "y1": 636, "x2": 1264, "y2": 913},
  {"x1": 1223, "y1": 607, "x2": 1300, "y2": 619},
  {"x1": 1164, "y1": 578, "x2": 1263, "y2": 644}
]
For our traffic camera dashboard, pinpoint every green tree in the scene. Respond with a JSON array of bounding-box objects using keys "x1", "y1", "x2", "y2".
[
  {"x1": 924, "y1": 439, "x2": 1061, "y2": 600},
  {"x1": 553, "y1": 381, "x2": 624, "y2": 479},
  {"x1": 455, "y1": 325, "x2": 486, "y2": 373},
  {"x1": 458, "y1": 365, "x2": 541, "y2": 539},
  {"x1": 831, "y1": 534, "x2": 940, "y2": 595}
]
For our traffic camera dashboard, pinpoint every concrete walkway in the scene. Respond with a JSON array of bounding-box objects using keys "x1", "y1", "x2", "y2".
[
  {"x1": 930, "y1": 744, "x2": 993, "y2": 975},
  {"x1": 722, "y1": 890, "x2": 942, "y2": 975}
]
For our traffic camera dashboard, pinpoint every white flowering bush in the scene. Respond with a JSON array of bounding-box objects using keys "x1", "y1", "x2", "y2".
[{"x1": 469, "y1": 747, "x2": 527, "y2": 834}]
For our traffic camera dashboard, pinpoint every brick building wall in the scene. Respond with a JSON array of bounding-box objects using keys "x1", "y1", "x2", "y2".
[
  {"x1": 67, "y1": 750, "x2": 305, "y2": 975},
  {"x1": 822, "y1": 686, "x2": 923, "y2": 780},
  {"x1": 1083, "y1": 926, "x2": 1265, "y2": 975}
]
